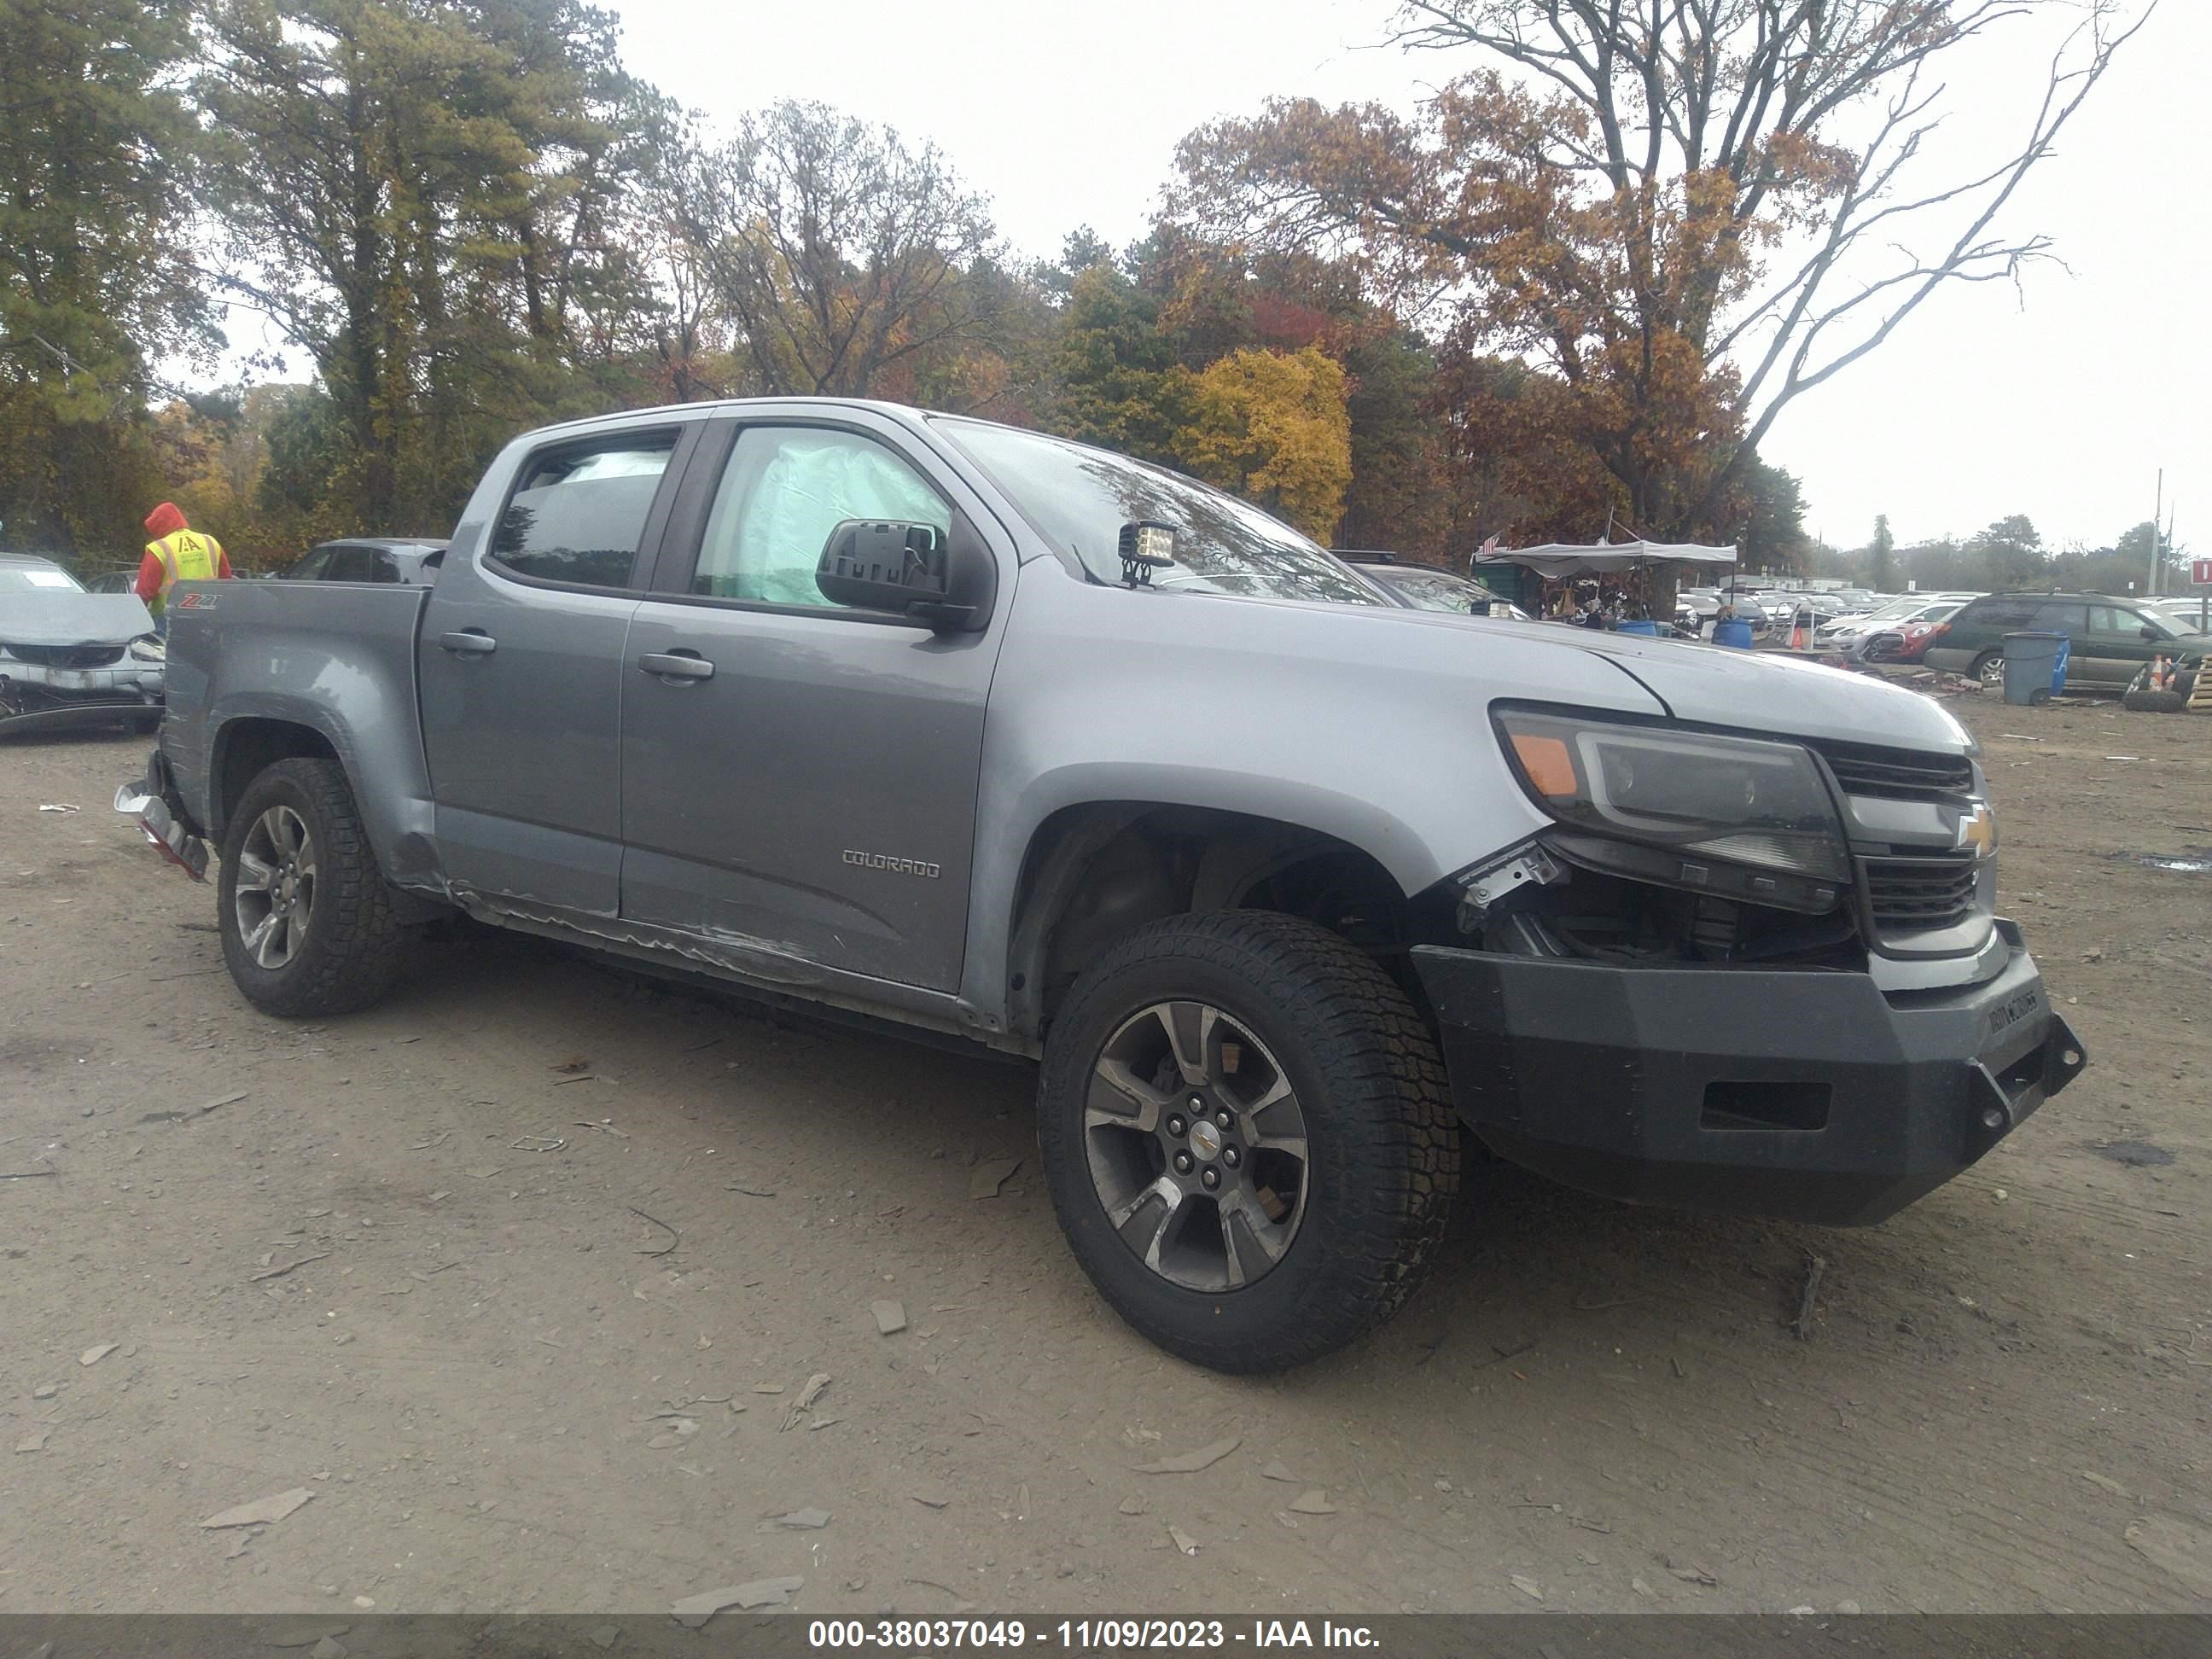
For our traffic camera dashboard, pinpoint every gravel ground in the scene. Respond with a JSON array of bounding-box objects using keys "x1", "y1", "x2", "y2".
[{"x1": 1, "y1": 696, "x2": 2208, "y2": 1617}]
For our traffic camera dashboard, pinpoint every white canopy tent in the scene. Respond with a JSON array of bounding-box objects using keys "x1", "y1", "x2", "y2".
[{"x1": 1475, "y1": 539, "x2": 1738, "y2": 579}]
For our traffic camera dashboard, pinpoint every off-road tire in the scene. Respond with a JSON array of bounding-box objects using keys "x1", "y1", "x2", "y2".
[
  {"x1": 1037, "y1": 910, "x2": 1459, "y2": 1373},
  {"x1": 2122, "y1": 688, "x2": 2186, "y2": 713},
  {"x1": 218, "y1": 757, "x2": 409, "y2": 1016}
]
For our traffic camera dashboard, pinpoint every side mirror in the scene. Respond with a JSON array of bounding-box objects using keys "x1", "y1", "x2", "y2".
[
  {"x1": 814, "y1": 512, "x2": 996, "y2": 632},
  {"x1": 2140, "y1": 625, "x2": 2161, "y2": 641}
]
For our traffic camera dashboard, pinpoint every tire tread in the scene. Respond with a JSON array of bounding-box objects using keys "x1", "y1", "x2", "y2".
[{"x1": 1039, "y1": 910, "x2": 1459, "y2": 1372}]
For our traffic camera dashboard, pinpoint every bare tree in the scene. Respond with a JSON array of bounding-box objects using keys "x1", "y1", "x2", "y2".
[
  {"x1": 1177, "y1": 0, "x2": 2157, "y2": 534},
  {"x1": 669, "y1": 101, "x2": 1005, "y2": 399}
]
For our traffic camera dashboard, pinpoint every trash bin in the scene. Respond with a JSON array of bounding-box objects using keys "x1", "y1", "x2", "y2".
[
  {"x1": 1615, "y1": 620, "x2": 1657, "y2": 637},
  {"x1": 2001, "y1": 632, "x2": 2067, "y2": 706},
  {"x1": 1713, "y1": 619, "x2": 1754, "y2": 649}
]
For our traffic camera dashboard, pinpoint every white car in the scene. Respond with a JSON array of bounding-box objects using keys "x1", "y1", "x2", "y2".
[{"x1": 1818, "y1": 594, "x2": 1980, "y2": 646}]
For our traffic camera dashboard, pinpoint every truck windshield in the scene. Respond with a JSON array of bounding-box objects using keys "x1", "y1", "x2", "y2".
[{"x1": 934, "y1": 418, "x2": 1387, "y2": 607}]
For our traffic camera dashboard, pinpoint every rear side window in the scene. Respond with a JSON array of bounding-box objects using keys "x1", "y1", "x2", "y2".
[
  {"x1": 2030, "y1": 602, "x2": 2087, "y2": 634},
  {"x1": 288, "y1": 546, "x2": 334, "y2": 581},
  {"x1": 492, "y1": 434, "x2": 677, "y2": 589},
  {"x1": 323, "y1": 544, "x2": 386, "y2": 583},
  {"x1": 1962, "y1": 597, "x2": 2039, "y2": 632}
]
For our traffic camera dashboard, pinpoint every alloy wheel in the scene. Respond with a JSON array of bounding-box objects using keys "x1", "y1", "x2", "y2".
[
  {"x1": 1083, "y1": 1000, "x2": 1311, "y2": 1294},
  {"x1": 232, "y1": 804, "x2": 317, "y2": 969}
]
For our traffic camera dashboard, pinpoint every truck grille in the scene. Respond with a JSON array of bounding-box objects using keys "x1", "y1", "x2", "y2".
[
  {"x1": 3, "y1": 643, "x2": 125, "y2": 669},
  {"x1": 1865, "y1": 853, "x2": 1981, "y2": 932},
  {"x1": 1815, "y1": 741, "x2": 1974, "y2": 802}
]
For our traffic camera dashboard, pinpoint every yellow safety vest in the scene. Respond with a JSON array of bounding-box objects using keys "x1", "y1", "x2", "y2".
[{"x1": 147, "y1": 529, "x2": 221, "y2": 611}]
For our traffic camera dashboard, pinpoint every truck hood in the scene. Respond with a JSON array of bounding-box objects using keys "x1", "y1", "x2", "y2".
[
  {"x1": 1270, "y1": 598, "x2": 1976, "y2": 755},
  {"x1": 1, "y1": 591, "x2": 157, "y2": 648},
  {"x1": 1561, "y1": 630, "x2": 1974, "y2": 753}
]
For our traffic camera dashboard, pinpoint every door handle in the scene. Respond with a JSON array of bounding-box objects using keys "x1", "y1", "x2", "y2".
[
  {"x1": 438, "y1": 629, "x2": 497, "y2": 656},
  {"x1": 637, "y1": 650, "x2": 714, "y2": 683}
]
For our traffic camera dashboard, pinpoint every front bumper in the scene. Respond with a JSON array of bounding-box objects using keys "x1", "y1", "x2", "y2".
[
  {"x1": 1412, "y1": 919, "x2": 2084, "y2": 1226},
  {"x1": 0, "y1": 663, "x2": 164, "y2": 736}
]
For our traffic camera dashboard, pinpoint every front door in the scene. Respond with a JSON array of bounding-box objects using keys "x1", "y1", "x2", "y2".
[
  {"x1": 617, "y1": 413, "x2": 1009, "y2": 992},
  {"x1": 418, "y1": 422, "x2": 696, "y2": 913}
]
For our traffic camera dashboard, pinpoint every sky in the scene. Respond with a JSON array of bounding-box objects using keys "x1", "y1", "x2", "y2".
[{"x1": 598, "y1": 0, "x2": 2204, "y2": 558}]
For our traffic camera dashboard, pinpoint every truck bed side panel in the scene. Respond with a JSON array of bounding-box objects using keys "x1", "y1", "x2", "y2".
[{"x1": 160, "y1": 581, "x2": 439, "y2": 888}]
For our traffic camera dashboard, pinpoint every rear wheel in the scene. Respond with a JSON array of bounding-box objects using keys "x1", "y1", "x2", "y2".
[
  {"x1": 1036, "y1": 911, "x2": 1458, "y2": 1373},
  {"x1": 1970, "y1": 650, "x2": 2004, "y2": 688},
  {"x1": 218, "y1": 758, "x2": 409, "y2": 1016}
]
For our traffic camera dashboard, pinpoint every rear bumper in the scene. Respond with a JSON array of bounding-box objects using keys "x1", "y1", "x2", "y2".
[{"x1": 1412, "y1": 920, "x2": 2085, "y2": 1226}]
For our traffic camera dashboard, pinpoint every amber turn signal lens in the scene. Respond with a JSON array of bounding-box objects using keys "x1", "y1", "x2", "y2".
[{"x1": 1511, "y1": 732, "x2": 1578, "y2": 798}]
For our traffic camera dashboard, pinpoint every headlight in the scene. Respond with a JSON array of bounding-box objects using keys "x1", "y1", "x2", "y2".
[
  {"x1": 1494, "y1": 707, "x2": 1850, "y2": 905},
  {"x1": 129, "y1": 637, "x2": 166, "y2": 662}
]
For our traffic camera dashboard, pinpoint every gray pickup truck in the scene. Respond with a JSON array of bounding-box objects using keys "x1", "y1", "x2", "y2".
[{"x1": 120, "y1": 398, "x2": 2084, "y2": 1371}]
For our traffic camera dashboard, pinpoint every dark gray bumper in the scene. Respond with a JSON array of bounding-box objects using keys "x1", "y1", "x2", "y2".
[{"x1": 1412, "y1": 920, "x2": 2085, "y2": 1226}]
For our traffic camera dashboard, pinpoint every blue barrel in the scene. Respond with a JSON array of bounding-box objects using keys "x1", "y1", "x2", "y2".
[
  {"x1": 1713, "y1": 619, "x2": 1754, "y2": 649},
  {"x1": 2000, "y1": 632, "x2": 2066, "y2": 706},
  {"x1": 1615, "y1": 620, "x2": 1657, "y2": 637}
]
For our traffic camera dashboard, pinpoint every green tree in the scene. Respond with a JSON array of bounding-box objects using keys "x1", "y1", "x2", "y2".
[
  {"x1": 1870, "y1": 515, "x2": 1898, "y2": 591},
  {"x1": 1048, "y1": 266, "x2": 1195, "y2": 464},
  {"x1": 1967, "y1": 515, "x2": 2046, "y2": 591},
  {"x1": 0, "y1": 0, "x2": 211, "y2": 555},
  {"x1": 1738, "y1": 461, "x2": 1813, "y2": 577},
  {"x1": 199, "y1": 0, "x2": 667, "y2": 526}
]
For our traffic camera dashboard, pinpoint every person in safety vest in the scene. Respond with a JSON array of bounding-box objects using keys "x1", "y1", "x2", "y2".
[{"x1": 135, "y1": 502, "x2": 234, "y2": 627}]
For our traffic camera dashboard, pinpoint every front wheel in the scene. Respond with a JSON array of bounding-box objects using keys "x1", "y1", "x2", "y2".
[
  {"x1": 218, "y1": 757, "x2": 410, "y2": 1016},
  {"x1": 1037, "y1": 911, "x2": 1459, "y2": 1373}
]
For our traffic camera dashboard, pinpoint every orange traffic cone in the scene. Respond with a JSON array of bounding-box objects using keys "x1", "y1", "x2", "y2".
[{"x1": 1790, "y1": 608, "x2": 1808, "y2": 650}]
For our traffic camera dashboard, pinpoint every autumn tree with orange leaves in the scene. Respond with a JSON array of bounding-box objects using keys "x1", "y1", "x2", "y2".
[{"x1": 1173, "y1": 0, "x2": 2154, "y2": 544}]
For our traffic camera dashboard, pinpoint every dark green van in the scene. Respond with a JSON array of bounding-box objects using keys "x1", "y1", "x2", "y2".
[{"x1": 1921, "y1": 591, "x2": 2211, "y2": 690}]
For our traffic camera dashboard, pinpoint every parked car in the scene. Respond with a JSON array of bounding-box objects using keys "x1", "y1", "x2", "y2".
[
  {"x1": 1678, "y1": 588, "x2": 1772, "y2": 635},
  {"x1": 1819, "y1": 595, "x2": 1978, "y2": 649},
  {"x1": 283, "y1": 538, "x2": 450, "y2": 584},
  {"x1": 1858, "y1": 613, "x2": 1959, "y2": 665},
  {"x1": 1338, "y1": 556, "x2": 1533, "y2": 620},
  {"x1": 1921, "y1": 591, "x2": 2209, "y2": 693},
  {"x1": 1, "y1": 552, "x2": 166, "y2": 735},
  {"x1": 120, "y1": 397, "x2": 2084, "y2": 1373}
]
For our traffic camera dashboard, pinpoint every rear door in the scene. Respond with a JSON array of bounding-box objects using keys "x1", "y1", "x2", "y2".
[
  {"x1": 2080, "y1": 603, "x2": 2150, "y2": 688},
  {"x1": 616, "y1": 410, "x2": 1011, "y2": 992},
  {"x1": 418, "y1": 422, "x2": 701, "y2": 913}
]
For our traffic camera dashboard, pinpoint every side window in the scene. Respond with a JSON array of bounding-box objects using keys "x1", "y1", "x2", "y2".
[
  {"x1": 368, "y1": 550, "x2": 401, "y2": 583},
  {"x1": 492, "y1": 434, "x2": 677, "y2": 589},
  {"x1": 2030, "y1": 602, "x2": 2087, "y2": 635},
  {"x1": 1967, "y1": 598, "x2": 2037, "y2": 631},
  {"x1": 2088, "y1": 605, "x2": 2131, "y2": 637},
  {"x1": 692, "y1": 427, "x2": 951, "y2": 608},
  {"x1": 323, "y1": 545, "x2": 377, "y2": 583},
  {"x1": 288, "y1": 546, "x2": 333, "y2": 581}
]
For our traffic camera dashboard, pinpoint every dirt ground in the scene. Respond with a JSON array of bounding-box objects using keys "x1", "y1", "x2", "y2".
[{"x1": 3, "y1": 694, "x2": 2209, "y2": 1620}]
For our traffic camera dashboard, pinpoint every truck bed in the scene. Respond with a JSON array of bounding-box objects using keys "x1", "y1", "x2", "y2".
[{"x1": 160, "y1": 580, "x2": 439, "y2": 886}]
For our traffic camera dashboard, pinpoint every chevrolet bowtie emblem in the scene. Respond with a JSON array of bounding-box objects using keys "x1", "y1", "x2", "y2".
[{"x1": 1956, "y1": 801, "x2": 1998, "y2": 859}]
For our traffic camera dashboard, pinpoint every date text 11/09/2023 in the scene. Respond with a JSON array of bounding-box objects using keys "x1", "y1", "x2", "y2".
[{"x1": 807, "y1": 1620, "x2": 1381, "y2": 1650}]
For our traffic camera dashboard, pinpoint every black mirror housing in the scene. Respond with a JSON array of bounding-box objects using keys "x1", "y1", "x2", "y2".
[{"x1": 815, "y1": 512, "x2": 996, "y2": 633}]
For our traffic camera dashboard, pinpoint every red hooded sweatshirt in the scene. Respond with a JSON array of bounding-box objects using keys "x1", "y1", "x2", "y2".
[{"x1": 136, "y1": 502, "x2": 233, "y2": 602}]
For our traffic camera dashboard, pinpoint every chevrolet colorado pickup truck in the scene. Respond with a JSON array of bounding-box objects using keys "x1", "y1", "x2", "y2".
[{"x1": 120, "y1": 398, "x2": 2085, "y2": 1371}]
